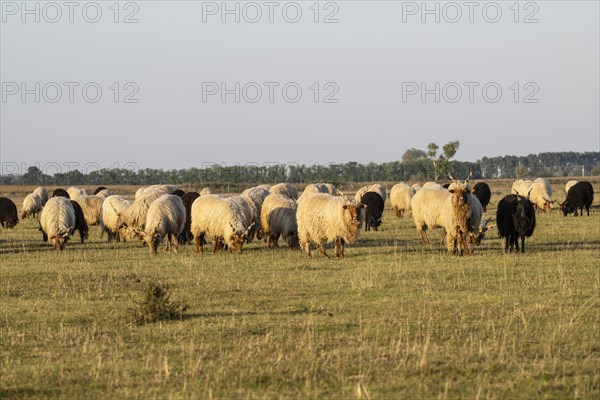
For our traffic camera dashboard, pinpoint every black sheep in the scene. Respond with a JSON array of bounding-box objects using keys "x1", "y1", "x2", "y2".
[
  {"x1": 178, "y1": 191, "x2": 200, "y2": 244},
  {"x1": 472, "y1": 182, "x2": 491, "y2": 212},
  {"x1": 560, "y1": 181, "x2": 594, "y2": 217},
  {"x1": 0, "y1": 197, "x2": 19, "y2": 228},
  {"x1": 70, "y1": 200, "x2": 89, "y2": 243},
  {"x1": 360, "y1": 192, "x2": 384, "y2": 231},
  {"x1": 496, "y1": 194, "x2": 536, "y2": 253},
  {"x1": 52, "y1": 188, "x2": 70, "y2": 198}
]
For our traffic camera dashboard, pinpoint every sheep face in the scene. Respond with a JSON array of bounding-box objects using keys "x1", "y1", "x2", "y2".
[
  {"x1": 228, "y1": 232, "x2": 245, "y2": 254},
  {"x1": 147, "y1": 229, "x2": 162, "y2": 254},
  {"x1": 560, "y1": 200, "x2": 576, "y2": 216},
  {"x1": 286, "y1": 230, "x2": 300, "y2": 249},
  {"x1": 50, "y1": 233, "x2": 69, "y2": 250},
  {"x1": 542, "y1": 198, "x2": 555, "y2": 213},
  {"x1": 342, "y1": 202, "x2": 365, "y2": 226}
]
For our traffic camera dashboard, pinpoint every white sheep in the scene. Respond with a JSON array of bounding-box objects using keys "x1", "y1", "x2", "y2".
[
  {"x1": 422, "y1": 182, "x2": 443, "y2": 190},
  {"x1": 260, "y1": 193, "x2": 299, "y2": 249},
  {"x1": 516, "y1": 178, "x2": 553, "y2": 213},
  {"x1": 141, "y1": 194, "x2": 186, "y2": 253},
  {"x1": 565, "y1": 180, "x2": 579, "y2": 194},
  {"x1": 411, "y1": 187, "x2": 451, "y2": 244},
  {"x1": 269, "y1": 183, "x2": 299, "y2": 200},
  {"x1": 390, "y1": 183, "x2": 415, "y2": 218},
  {"x1": 20, "y1": 193, "x2": 43, "y2": 219},
  {"x1": 39, "y1": 196, "x2": 75, "y2": 250},
  {"x1": 354, "y1": 184, "x2": 386, "y2": 204},
  {"x1": 511, "y1": 180, "x2": 532, "y2": 197},
  {"x1": 200, "y1": 187, "x2": 214, "y2": 196},
  {"x1": 297, "y1": 193, "x2": 364, "y2": 258},
  {"x1": 33, "y1": 186, "x2": 48, "y2": 206},
  {"x1": 67, "y1": 186, "x2": 87, "y2": 199},
  {"x1": 191, "y1": 195, "x2": 254, "y2": 254},
  {"x1": 117, "y1": 189, "x2": 166, "y2": 234},
  {"x1": 442, "y1": 182, "x2": 478, "y2": 255},
  {"x1": 73, "y1": 195, "x2": 104, "y2": 226},
  {"x1": 101, "y1": 195, "x2": 131, "y2": 242},
  {"x1": 241, "y1": 186, "x2": 270, "y2": 241}
]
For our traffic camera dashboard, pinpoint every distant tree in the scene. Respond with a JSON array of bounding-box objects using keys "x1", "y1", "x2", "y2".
[
  {"x1": 402, "y1": 148, "x2": 427, "y2": 163},
  {"x1": 427, "y1": 141, "x2": 460, "y2": 181}
]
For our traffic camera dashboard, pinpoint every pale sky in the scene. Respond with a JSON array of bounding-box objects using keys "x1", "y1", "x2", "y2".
[{"x1": 1, "y1": 1, "x2": 599, "y2": 174}]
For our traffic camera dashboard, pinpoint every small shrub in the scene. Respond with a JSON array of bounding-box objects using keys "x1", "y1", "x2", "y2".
[{"x1": 130, "y1": 282, "x2": 188, "y2": 325}]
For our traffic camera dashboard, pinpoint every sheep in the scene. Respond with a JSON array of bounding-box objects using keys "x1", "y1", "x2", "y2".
[
  {"x1": 411, "y1": 187, "x2": 451, "y2": 244},
  {"x1": 178, "y1": 191, "x2": 200, "y2": 244},
  {"x1": 70, "y1": 200, "x2": 89, "y2": 243},
  {"x1": 422, "y1": 182, "x2": 443, "y2": 190},
  {"x1": 39, "y1": 196, "x2": 75, "y2": 250},
  {"x1": 229, "y1": 195, "x2": 255, "y2": 234},
  {"x1": 472, "y1": 182, "x2": 491, "y2": 212},
  {"x1": 33, "y1": 186, "x2": 48, "y2": 206},
  {"x1": 95, "y1": 189, "x2": 111, "y2": 199},
  {"x1": 117, "y1": 189, "x2": 166, "y2": 234},
  {"x1": 73, "y1": 195, "x2": 104, "y2": 226},
  {"x1": 101, "y1": 195, "x2": 131, "y2": 242},
  {"x1": 66, "y1": 186, "x2": 86, "y2": 199},
  {"x1": 511, "y1": 180, "x2": 532, "y2": 197},
  {"x1": 442, "y1": 179, "x2": 478, "y2": 255},
  {"x1": 190, "y1": 195, "x2": 254, "y2": 254},
  {"x1": 559, "y1": 181, "x2": 594, "y2": 216},
  {"x1": 20, "y1": 193, "x2": 42, "y2": 219},
  {"x1": 529, "y1": 178, "x2": 554, "y2": 213},
  {"x1": 0, "y1": 197, "x2": 19, "y2": 228},
  {"x1": 354, "y1": 184, "x2": 386, "y2": 205},
  {"x1": 360, "y1": 192, "x2": 384, "y2": 231},
  {"x1": 297, "y1": 193, "x2": 365, "y2": 258},
  {"x1": 200, "y1": 187, "x2": 214, "y2": 196},
  {"x1": 52, "y1": 188, "x2": 69, "y2": 198},
  {"x1": 241, "y1": 186, "x2": 270, "y2": 242},
  {"x1": 565, "y1": 180, "x2": 579, "y2": 194},
  {"x1": 497, "y1": 193, "x2": 536, "y2": 253},
  {"x1": 269, "y1": 183, "x2": 299, "y2": 200},
  {"x1": 139, "y1": 194, "x2": 186, "y2": 253},
  {"x1": 260, "y1": 193, "x2": 299, "y2": 249},
  {"x1": 390, "y1": 183, "x2": 415, "y2": 218}
]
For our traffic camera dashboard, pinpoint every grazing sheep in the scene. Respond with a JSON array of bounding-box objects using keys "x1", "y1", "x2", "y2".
[
  {"x1": 269, "y1": 183, "x2": 299, "y2": 200},
  {"x1": 0, "y1": 197, "x2": 19, "y2": 228},
  {"x1": 472, "y1": 182, "x2": 492, "y2": 212},
  {"x1": 93, "y1": 186, "x2": 107, "y2": 195},
  {"x1": 72, "y1": 195, "x2": 104, "y2": 226},
  {"x1": 361, "y1": 192, "x2": 384, "y2": 231},
  {"x1": 354, "y1": 184, "x2": 386, "y2": 204},
  {"x1": 565, "y1": 180, "x2": 579, "y2": 194},
  {"x1": 497, "y1": 193, "x2": 536, "y2": 253},
  {"x1": 101, "y1": 195, "x2": 131, "y2": 242},
  {"x1": 260, "y1": 193, "x2": 299, "y2": 249},
  {"x1": 117, "y1": 189, "x2": 166, "y2": 234},
  {"x1": 52, "y1": 188, "x2": 70, "y2": 198},
  {"x1": 20, "y1": 193, "x2": 42, "y2": 219},
  {"x1": 141, "y1": 194, "x2": 186, "y2": 253},
  {"x1": 191, "y1": 195, "x2": 254, "y2": 254},
  {"x1": 178, "y1": 191, "x2": 200, "y2": 244},
  {"x1": 229, "y1": 195, "x2": 255, "y2": 234},
  {"x1": 411, "y1": 187, "x2": 451, "y2": 244},
  {"x1": 297, "y1": 193, "x2": 365, "y2": 258},
  {"x1": 528, "y1": 178, "x2": 555, "y2": 213},
  {"x1": 465, "y1": 194, "x2": 484, "y2": 247},
  {"x1": 70, "y1": 200, "x2": 89, "y2": 243},
  {"x1": 200, "y1": 187, "x2": 213, "y2": 196},
  {"x1": 390, "y1": 183, "x2": 415, "y2": 218},
  {"x1": 422, "y1": 182, "x2": 443, "y2": 190},
  {"x1": 67, "y1": 186, "x2": 86, "y2": 199},
  {"x1": 39, "y1": 196, "x2": 75, "y2": 250},
  {"x1": 241, "y1": 186, "x2": 270, "y2": 242},
  {"x1": 33, "y1": 186, "x2": 48, "y2": 206},
  {"x1": 560, "y1": 181, "x2": 594, "y2": 217},
  {"x1": 95, "y1": 189, "x2": 111, "y2": 199}
]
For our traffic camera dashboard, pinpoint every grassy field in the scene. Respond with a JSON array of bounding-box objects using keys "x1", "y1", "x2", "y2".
[{"x1": 1, "y1": 180, "x2": 599, "y2": 398}]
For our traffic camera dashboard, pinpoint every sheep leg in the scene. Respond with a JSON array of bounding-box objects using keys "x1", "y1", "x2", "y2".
[
  {"x1": 194, "y1": 235, "x2": 204, "y2": 253},
  {"x1": 419, "y1": 229, "x2": 430, "y2": 245},
  {"x1": 317, "y1": 242, "x2": 329, "y2": 258},
  {"x1": 338, "y1": 239, "x2": 346, "y2": 258},
  {"x1": 172, "y1": 234, "x2": 179, "y2": 252}
]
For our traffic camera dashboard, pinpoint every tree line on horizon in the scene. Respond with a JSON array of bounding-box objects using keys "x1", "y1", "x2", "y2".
[{"x1": 2, "y1": 150, "x2": 599, "y2": 187}]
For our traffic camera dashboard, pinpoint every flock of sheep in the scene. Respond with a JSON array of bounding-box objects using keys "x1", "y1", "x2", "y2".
[{"x1": 0, "y1": 177, "x2": 594, "y2": 256}]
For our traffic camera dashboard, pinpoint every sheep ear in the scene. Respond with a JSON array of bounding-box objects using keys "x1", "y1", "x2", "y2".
[{"x1": 448, "y1": 189, "x2": 456, "y2": 193}]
